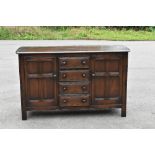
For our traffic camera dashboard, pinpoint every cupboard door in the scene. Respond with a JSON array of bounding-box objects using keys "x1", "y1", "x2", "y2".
[
  {"x1": 91, "y1": 53, "x2": 122, "y2": 106},
  {"x1": 24, "y1": 55, "x2": 57, "y2": 108}
]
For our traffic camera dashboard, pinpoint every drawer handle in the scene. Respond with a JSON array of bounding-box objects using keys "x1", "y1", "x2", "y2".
[
  {"x1": 81, "y1": 60, "x2": 87, "y2": 65},
  {"x1": 82, "y1": 73, "x2": 86, "y2": 78},
  {"x1": 61, "y1": 60, "x2": 67, "y2": 65},
  {"x1": 92, "y1": 73, "x2": 96, "y2": 77},
  {"x1": 62, "y1": 73, "x2": 67, "y2": 78},
  {"x1": 81, "y1": 86, "x2": 87, "y2": 90},
  {"x1": 63, "y1": 99, "x2": 68, "y2": 103},
  {"x1": 81, "y1": 99, "x2": 87, "y2": 103},
  {"x1": 63, "y1": 86, "x2": 67, "y2": 91}
]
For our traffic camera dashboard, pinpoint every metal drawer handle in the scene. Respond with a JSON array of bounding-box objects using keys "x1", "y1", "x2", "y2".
[
  {"x1": 82, "y1": 73, "x2": 86, "y2": 78},
  {"x1": 63, "y1": 99, "x2": 68, "y2": 103},
  {"x1": 61, "y1": 60, "x2": 67, "y2": 65},
  {"x1": 53, "y1": 74, "x2": 57, "y2": 78},
  {"x1": 81, "y1": 60, "x2": 87, "y2": 65},
  {"x1": 62, "y1": 73, "x2": 67, "y2": 78},
  {"x1": 81, "y1": 99, "x2": 87, "y2": 103},
  {"x1": 81, "y1": 86, "x2": 87, "y2": 90},
  {"x1": 63, "y1": 86, "x2": 67, "y2": 91}
]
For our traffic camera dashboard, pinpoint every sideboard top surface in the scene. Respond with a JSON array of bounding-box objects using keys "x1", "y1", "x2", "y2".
[{"x1": 16, "y1": 45, "x2": 130, "y2": 54}]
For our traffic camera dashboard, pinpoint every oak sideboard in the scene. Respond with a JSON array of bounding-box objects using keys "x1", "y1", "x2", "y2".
[{"x1": 16, "y1": 45, "x2": 130, "y2": 120}]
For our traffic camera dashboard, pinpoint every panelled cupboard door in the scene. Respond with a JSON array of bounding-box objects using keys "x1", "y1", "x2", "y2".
[
  {"x1": 91, "y1": 53, "x2": 123, "y2": 106},
  {"x1": 24, "y1": 55, "x2": 57, "y2": 108}
]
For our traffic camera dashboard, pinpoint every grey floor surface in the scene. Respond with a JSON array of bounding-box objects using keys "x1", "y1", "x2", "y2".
[{"x1": 0, "y1": 40, "x2": 155, "y2": 129}]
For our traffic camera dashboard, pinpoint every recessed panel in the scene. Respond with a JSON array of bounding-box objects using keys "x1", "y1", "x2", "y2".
[
  {"x1": 94, "y1": 60, "x2": 106, "y2": 72},
  {"x1": 106, "y1": 60, "x2": 119, "y2": 72},
  {"x1": 27, "y1": 62, "x2": 39, "y2": 74},
  {"x1": 29, "y1": 79, "x2": 39, "y2": 99},
  {"x1": 42, "y1": 61, "x2": 55, "y2": 73},
  {"x1": 94, "y1": 77, "x2": 106, "y2": 98},
  {"x1": 108, "y1": 77, "x2": 120, "y2": 97}
]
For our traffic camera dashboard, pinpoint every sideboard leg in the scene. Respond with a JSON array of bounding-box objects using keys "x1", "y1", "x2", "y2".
[
  {"x1": 22, "y1": 110, "x2": 27, "y2": 120},
  {"x1": 121, "y1": 108, "x2": 126, "y2": 117}
]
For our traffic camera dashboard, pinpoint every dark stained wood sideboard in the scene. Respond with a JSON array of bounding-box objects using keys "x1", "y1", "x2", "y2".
[{"x1": 16, "y1": 45, "x2": 130, "y2": 120}]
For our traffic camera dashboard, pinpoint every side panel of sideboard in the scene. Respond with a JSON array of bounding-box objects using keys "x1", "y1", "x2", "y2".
[{"x1": 121, "y1": 52, "x2": 128, "y2": 117}]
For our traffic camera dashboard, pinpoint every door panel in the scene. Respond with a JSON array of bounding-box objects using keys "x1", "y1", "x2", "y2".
[
  {"x1": 27, "y1": 61, "x2": 38, "y2": 74},
  {"x1": 108, "y1": 77, "x2": 120, "y2": 97},
  {"x1": 28, "y1": 78, "x2": 55, "y2": 100},
  {"x1": 42, "y1": 61, "x2": 55, "y2": 73},
  {"x1": 91, "y1": 54, "x2": 122, "y2": 105},
  {"x1": 94, "y1": 77, "x2": 106, "y2": 98},
  {"x1": 29, "y1": 79, "x2": 39, "y2": 99},
  {"x1": 24, "y1": 55, "x2": 57, "y2": 107},
  {"x1": 106, "y1": 60, "x2": 119, "y2": 72},
  {"x1": 94, "y1": 60, "x2": 106, "y2": 72}
]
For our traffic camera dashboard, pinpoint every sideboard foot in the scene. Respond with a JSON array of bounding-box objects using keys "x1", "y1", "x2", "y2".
[
  {"x1": 22, "y1": 111, "x2": 27, "y2": 120},
  {"x1": 121, "y1": 109, "x2": 126, "y2": 117}
]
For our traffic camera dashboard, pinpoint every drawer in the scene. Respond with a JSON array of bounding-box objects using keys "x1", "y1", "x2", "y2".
[
  {"x1": 59, "y1": 70, "x2": 89, "y2": 81},
  {"x1": 59, "y1": 95, "x2": 90, "y2": 107},
  {"x1": 59, "y1": 56, "x2": 90, "y2": 69},
  {"x1": 59, "y1": 82, "x2": 89, "y2": 94}
]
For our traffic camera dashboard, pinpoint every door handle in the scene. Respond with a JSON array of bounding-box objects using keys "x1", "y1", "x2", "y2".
[{"x1": 52, "y1": 73, "x2": 57, "y2": 78}]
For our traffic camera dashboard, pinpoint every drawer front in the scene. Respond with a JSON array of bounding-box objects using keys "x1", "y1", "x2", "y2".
[
  {"x1": 59, "y1": 82, "x2": 89, "y2": 94},
  {"x1": 59, "y1": 56, "x2": 90, "y2": 69},
  {"x1": 59, "y1": 70, "x2": 89, "y2": 81},
  {"x1": 59, "y1": 95, "x2": 90, "y2": 107}
]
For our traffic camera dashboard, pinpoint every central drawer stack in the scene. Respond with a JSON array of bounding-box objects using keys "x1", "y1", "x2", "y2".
[{"x1": 58, "y1": 55, "x2": 90, "y2": 107}]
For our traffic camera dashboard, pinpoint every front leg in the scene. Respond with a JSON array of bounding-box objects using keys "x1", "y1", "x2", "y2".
[
  {"x1": 121, "y1": 107, "x2": 126, "y2": 117},
  {"x1": 22, "y1": 110, "x2": 27, "y2": 120}
]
